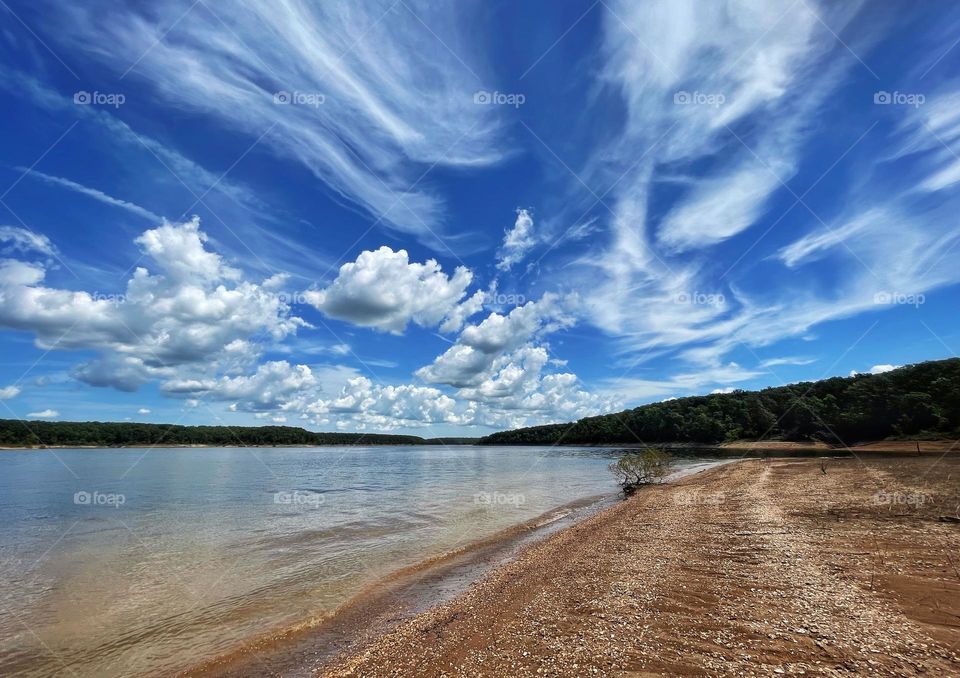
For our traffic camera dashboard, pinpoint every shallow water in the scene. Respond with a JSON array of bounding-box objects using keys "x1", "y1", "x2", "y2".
[{"x1": 0, "y1": 445, "x2": 698, "y2": 677}]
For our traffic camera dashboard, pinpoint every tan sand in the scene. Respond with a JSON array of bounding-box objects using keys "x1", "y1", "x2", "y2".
[{"x1": 324, "y1": 457, "x2": 960, "y2": 677}]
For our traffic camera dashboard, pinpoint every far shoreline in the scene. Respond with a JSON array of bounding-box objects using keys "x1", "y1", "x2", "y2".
[{"x1": 2, "y1": 438, "x2": 956, "y2": 454}]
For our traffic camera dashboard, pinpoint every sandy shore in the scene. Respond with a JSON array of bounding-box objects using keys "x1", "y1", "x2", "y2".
[{"x1": 324, "y1": 456, "x2": 960, "y2": 677}]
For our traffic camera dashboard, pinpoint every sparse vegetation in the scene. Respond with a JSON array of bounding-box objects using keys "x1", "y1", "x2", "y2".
[{"x1": 609, "y1": 449, "x2": 674, "y2": 495}]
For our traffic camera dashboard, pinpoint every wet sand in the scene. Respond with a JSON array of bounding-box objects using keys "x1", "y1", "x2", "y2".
[
  {"x1": 323, "y1": 456, "x2": 960, "y2": 677},
  {"x1": 184, "y1": 463, "x2": 734, "y2": 676},
  {"x1": 182, "y1": 495, "x2": 619, "y2": 677}
]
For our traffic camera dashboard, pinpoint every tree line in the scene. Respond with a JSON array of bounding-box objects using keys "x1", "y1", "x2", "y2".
[
  {"x1": 479, "y1": 358, "x2": 960, "y2": 446},
  {"x1": 0, "y1": 420, "x2": 478, "y2": 448}
]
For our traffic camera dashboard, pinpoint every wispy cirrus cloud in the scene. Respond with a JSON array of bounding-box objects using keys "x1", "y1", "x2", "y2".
[
  {"x1": 16, "y1": 167, "x2": 162, "y2": 222},
  {"x1": 546, "y1": 0, "x2": 960, "y2": 400},
  {"x1": 568, "y1": 0, "x2": 860, "y2": 358},
  {"x1": 41, "y1": 0, "x2": 507, "y2": 239}
]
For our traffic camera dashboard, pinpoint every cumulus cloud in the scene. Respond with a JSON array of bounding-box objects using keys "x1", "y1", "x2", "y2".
[
  {"x1": 294, "y1": 349, "x2": 613, "y2": 432},
  {"x1": 134, "y1": 218, "x2": 239, "y2": 283},
  {"x1": 0, "y1": 226, "x2": 56, "y2": 257},
  {"x1": 27, "y1": 409, "x2": 58, "y2": 418},
  {"x1": 0, "y1": 220, "x2": 612, "y2": 431},
  {"x1": 0, "y1": 217, "x2": 305, "y2": 391},
  {"x1": 417, "y1": 294, "x2": 576, "y2": 388},
  {"x1": 496, "y1": 209, "x2": 536, "y2": 270},
  {"x1": 850, "y1": 364, "x2": 901, "y2": 377},
  {"x1": 162, "y1": 361, "x2": 317, "y2": 412},
  {"x1": 0, "y1": 385, "x2": 21, "y2": 399},
  {"x1": 305, "y1": 247, "x2": 479, "y2": 334},
  {"x1": 304, "y1": 376, "x2": 460, "y2": 430},
  {"x1": 453, "y1": 345, "x2": 618, "y2": 427}
]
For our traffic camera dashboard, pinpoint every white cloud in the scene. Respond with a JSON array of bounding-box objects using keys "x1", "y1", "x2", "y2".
[
  {"x1": 0, "y1": 226, "x2": 613, "y2": 431},
  {"x1": 46, "y1": 0, "x2": 507, "y2": 238},
  {"x1": 305, "y1": 247, "x2": 478, "y2": 334},
  {"x1": 163, "y1": 361, "x2": 317, "y2": 412},
  {"x1": 658, "y1": 160, "x2": 791, "y2": 252},
  {"x1": 0, "y1": 217, "x2": 306, "y2": 391},
  {"x1": 850, "y1": 364, "x2": 900, "y2": 377},
  {"x1": 776, "y1": 210, "x2": 879, "y2": 268},
  {"x1": 560, "y1": 0, "x2": 867, "y2": 365},
  {"x1": 438, "y1": 290, "x2": 486, "y2": 335},
  {"x1": 453, "y1": 345, "x2": 619, "y2": 427},
  {"x1": 0, "y1": 385, "x2": 21, "y2": 400},
  {"x1": 27, "y1": 409, "x2": 58, "y2": 418},
  {"x1": 295, "y1": 346, "x2": 613, "y2": 432},
  {"x1": 496, "y1": 209, "x2": 536, "y2": 270},
  {"x1": 759, "y1": 356, "x2": 816, "y2": 368},
  {"x1": 330, "y1": 343, "x2": 351, "y2": 356},
  {"x1": 535, "y1": 2, "x2": 960, "y2": 395},
  {"x1": 602, "y1": 362, "x2": 762, "y2": 402},
  {"x1": 890, "y1": 88, "x2": 960, "y2": 194},
  {"x1": 134, "y1": 217, "x2": 238, "y2": 283},
  {"x1": 417, "y1": 294, "x2": 576, "y2": 388},
  {"x1": 0, "y1": 226, "x2": 56, "y2": 257},
  {"x1": 304, "y1": 376, "x2": 460, "y2": 430},
  {"x1": 18, "y1": 168, "x2": 162, "y2": 223}
]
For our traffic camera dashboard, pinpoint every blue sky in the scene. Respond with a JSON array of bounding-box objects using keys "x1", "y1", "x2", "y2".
[{"x1": 0, "y1": 0, "x2": 958, "y2": 435}]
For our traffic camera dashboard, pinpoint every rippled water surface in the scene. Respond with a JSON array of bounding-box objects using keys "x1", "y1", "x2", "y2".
[{"x1": 0, "y1": 445, "x2": 639, "y2": 676}]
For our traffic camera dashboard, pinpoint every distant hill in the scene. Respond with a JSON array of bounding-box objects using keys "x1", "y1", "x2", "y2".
[
  {"x1": 0, "y1": 420, "x2": 475, "y2": 448},
  {"x1": 479, "y1": 358, "x2": 960, "y2": 446}
]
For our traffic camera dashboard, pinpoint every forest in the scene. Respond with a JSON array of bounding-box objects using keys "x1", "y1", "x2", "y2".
[
  {"x1": 0, "y1": 420, "x2": 470, "y2": 448},
  {"x1": 479, "y1": 358, "x2": 960, "y2": 446}
]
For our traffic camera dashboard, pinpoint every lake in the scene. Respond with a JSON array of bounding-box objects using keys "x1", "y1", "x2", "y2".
[{"x1": 0, "y1": 445, "x2": 698, "y2": 676}]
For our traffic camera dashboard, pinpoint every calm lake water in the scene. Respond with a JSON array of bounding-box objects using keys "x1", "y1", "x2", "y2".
[{"x1": 0, "y1": 445, "x2": 689, "y2": 676}]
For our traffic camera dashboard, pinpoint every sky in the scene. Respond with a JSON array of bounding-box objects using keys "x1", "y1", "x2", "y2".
[{"x1": 0, "y1": 0, "x2": 958, "y2": 436}]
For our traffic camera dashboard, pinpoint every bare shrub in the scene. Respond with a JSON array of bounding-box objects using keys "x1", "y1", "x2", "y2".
[{"x1": 609, "y1": 449, "x2": 674, "y2": 496}]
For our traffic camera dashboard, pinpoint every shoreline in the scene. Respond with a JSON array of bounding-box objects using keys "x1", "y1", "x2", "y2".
[
  {"x1": 322, "y1": 456, "x2": 960, "y2": 677},
  {"x1": 182, "y1": 459, "x2": 738, "y2": 677},
  {"x1": 181, "y1": 494, "x2": 616, "y2": 677},
  {"x1": 2, "y1": 439, "x2": 956, "y2": 453}
]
